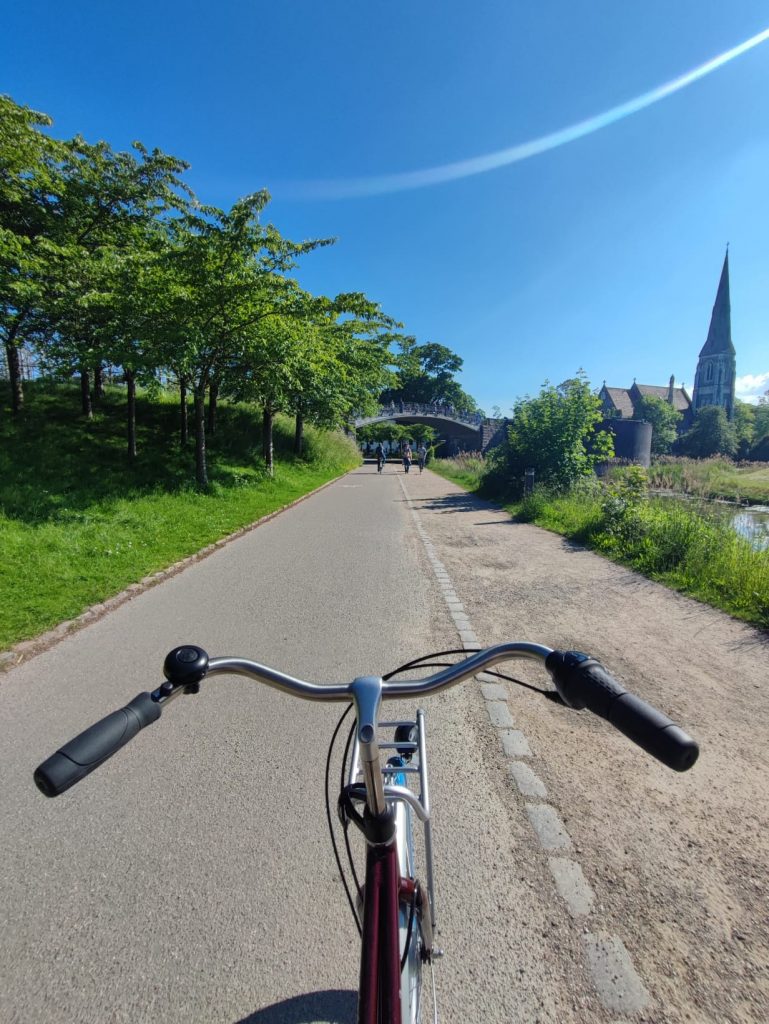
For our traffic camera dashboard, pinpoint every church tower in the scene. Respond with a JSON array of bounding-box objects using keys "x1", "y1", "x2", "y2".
[{"x1": 692, "y1": 249, "x2": 736, "y2": 420}]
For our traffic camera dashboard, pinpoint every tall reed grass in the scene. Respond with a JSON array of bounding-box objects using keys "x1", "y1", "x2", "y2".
[
  {"x1": 429, "y1": 453, "x2": 487, "y2": 491},
  {"x1": 647, "y1": 456, "x2": 769, "y2": 504}
]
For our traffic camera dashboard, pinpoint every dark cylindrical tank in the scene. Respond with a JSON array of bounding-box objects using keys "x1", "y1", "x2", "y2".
[{"x1": 599, "y1": 419, "x2": 652, "y2": 467}]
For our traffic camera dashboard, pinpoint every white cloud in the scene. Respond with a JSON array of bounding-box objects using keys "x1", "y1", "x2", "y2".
[{"x1": 735, "y1": 372, "x2": 769, "y2": 404}]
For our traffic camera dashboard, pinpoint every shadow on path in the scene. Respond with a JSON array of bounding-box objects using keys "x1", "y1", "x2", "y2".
[
  {"x1": 235, "y1": 989, "x2": 357, "y2": 1024},
  {"x1": 405, "y1": 492, "x2": 491, "y2": 514}
]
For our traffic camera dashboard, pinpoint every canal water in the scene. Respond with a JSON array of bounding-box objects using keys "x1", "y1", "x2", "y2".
[
  {"x1": 731, "y1": 506, "x2": 769, "y2": 550},
  {"x1": 651, "y1": 492, "x2": 769, "y2": 551}
]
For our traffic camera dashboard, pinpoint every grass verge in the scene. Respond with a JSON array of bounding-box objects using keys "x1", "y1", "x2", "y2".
[
  {"x1": 429, "y1": 454, "x2": 488, "y2": 491},
  {"x1": 0, "y1": 383, "x2": 360, "y2": 649}
]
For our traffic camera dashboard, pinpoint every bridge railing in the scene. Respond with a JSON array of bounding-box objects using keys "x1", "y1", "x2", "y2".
[{"x1": 357, "y1": 403, "x2": 485, "y2": 427}]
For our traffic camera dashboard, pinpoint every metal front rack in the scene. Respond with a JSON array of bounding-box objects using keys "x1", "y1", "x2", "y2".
[{"x1": 348, "y1": 708, "x2": 437, "y2": 932}]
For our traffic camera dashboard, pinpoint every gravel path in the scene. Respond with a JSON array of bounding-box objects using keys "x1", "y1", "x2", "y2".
[{"x1": 403, "y1": 468, "x2": 769, "y2": 1024}]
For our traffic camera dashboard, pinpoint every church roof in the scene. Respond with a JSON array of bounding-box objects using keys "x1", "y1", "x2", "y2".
[
  {"x1": 601, "y1": 383, "x2": 692, "y2": 418},
  {"x1": 699, "y1": 250, "x2": 735, "y2": 357},
  {"x1": 601, "y1": 387, "x2": 635, "y2": 418},
  {"x1": 632, "y1": 383, "x2": 691, "y2": 412}
]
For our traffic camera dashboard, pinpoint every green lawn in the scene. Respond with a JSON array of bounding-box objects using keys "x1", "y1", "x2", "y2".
[{"x1": 0, "y1": 383, "x2": 359, "y2": 650}]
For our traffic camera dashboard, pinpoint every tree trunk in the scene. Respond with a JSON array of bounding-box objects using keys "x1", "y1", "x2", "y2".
[
  {"x1": 294, "y1": 407, "x2": 304, "y2": 455},
  {"x1": 126, "y1": 367, "x2": 137, "y2": 461},
  {"x1": 93, "y1": 363, "x2": 105, "y2": 400},
  {"x1": 263, "y1": 407, "x2": 274, "y2": 477},
  {"x1": 208, "y1": 377, "x2": 219, "y2": 436},
  {"x1": 5, "y1": 341, "x2": 23, "y2": 415},
  {"x1": 80, "y1": 367, "x2": 93, "y2": 419},
  {"x1": 180, "y1": 377, "x2": 188, "y2": 447},
  {"x1": 194, "y1": 385, "x2": 208, "y2": 489}
]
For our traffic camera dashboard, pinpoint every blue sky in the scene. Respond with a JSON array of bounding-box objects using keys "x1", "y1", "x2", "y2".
[{"x1": 3, "y1": 1, "x2": 769, "y2": 413}]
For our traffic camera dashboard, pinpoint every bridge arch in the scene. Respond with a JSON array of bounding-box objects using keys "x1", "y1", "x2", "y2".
[{"x1": 353, "y1": 404, "x2": 506, "y2": 455}]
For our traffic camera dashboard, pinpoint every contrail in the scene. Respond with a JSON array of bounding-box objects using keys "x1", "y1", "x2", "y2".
[{"x1": 277, "y1": 26, "x2": 769, "y2": 200}]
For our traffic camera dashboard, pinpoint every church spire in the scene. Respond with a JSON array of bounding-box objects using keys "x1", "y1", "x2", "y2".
[
  {"x1": 699, "y1": 248, "x2": 734, "y2": 357},
  {"x1": 692, "y1": 248, "x2": 737, "y2": 419}
]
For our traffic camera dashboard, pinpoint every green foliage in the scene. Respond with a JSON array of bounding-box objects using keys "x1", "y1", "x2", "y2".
[
  {"x1": 750, "y1": 434, "x2": 769, "y2": 462},
  {"x1": 594, "y1": 465, "x2": 648, "y2": 549},
  {"x1": 679, "y1": 405, "x2": 738, "y2": 458},
  {"x1": 382, "y1": 336, "x2": 481, "y2": 414},
  {"x1": 516, "y1": 486, "x2": 555, "y2": 523},
  {"x1": 0, "y1": 93, "x2": 397, "y2": 487},
  {"x1": 733, "y1": 400, "x2": 756, "y2": 458},
  {"x1": 491, "y1": 371, "x2": 613, "y2": 495},
  {"x1": 429, "y1": 454, "x2": 487, "y2": 491},
  {"x1": 517, "y1": 486, "x2": 603, "y2": 541},
  {"x1": 633, "y1": 395, "x2": 681, "y2": 455},
  {"x1": 754, "y1": 391, "x2": 769, "y2": 445}
]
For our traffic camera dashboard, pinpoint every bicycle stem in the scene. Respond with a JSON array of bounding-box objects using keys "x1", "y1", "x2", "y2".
[{"x1": 350, "y1": 676, "x2": 387, "y2": 816}]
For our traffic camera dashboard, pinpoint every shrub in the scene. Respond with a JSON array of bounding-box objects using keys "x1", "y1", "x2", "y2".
[{"x1": 493, "y1": 372, "x2": 613, "y2": 496}]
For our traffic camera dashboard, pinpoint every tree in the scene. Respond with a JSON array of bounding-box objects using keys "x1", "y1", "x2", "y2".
[
  {"x1": 286, "y1": 292, "x2": 396, "y2": 456},
  {"x1": 753, "y1": 390, "x2": 769, "y2": 448},
  {"x1": 407, "y1": 423, "x2": 440, "y2": 447},
  {"x1": 491, "y1": 372, "x2": 613, "y2": 493},
  {"x1": 633, "y1": 395, "x2": 681, "y2": 456},
  {"x1": 733, "y1": 400, "x2": 756, "y2": 459},
  {"x1": 155, "y1": 192, "x2": 332, "y2": 486},
  {"x1": 40, "y1": 135, "x2": 191, "y2": 421},
  {"x1": 0, "y1": 96, "x2": 68, "y2": 413},
  {"x1": 678, "y1": 406, "x2": 738, "y2": 459},
  {"x1": 382, "y1": 337, "x2": 480, "y2": 413}
]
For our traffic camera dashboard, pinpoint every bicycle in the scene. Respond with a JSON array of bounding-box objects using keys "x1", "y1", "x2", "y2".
[{"x1": 33, "y1": 642, "x2": 699, "y2": 1024}]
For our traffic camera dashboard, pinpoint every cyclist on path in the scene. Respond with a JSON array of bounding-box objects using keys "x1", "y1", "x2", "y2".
[
  {"x1": 402, "y1": 443, "x2": 413, "y2": 474},
  {"x1": 375, "y1": 442, "x2": 386, "y2": 473}
]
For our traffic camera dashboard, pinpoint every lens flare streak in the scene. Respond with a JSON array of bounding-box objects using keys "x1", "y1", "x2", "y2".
[{"x1": 280, "y1": 27, "x2": 769, "y2": 200}]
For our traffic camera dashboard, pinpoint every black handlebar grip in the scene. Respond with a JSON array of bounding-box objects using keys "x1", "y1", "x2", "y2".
[
  {"x1": 33, "y1": 692, "x2": 161, "y2": 797},
  {"x1": 545, "y1": 651, "x2": 699, "y2": 772}
]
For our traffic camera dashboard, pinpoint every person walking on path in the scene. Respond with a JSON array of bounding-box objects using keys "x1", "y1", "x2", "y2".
[
  {"x1": 375, "y1": 442, "x2": 386, "y2": 473},
  {"x1": 402, "y1": 443, "x2": 413, "y2": 474},
  {"x1": 417, "y1": 443, "x2": 428, "y2": 473}
]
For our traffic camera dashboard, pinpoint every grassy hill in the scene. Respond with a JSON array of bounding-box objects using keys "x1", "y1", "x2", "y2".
[{"x1": 0, "y1": 382, "x2": 360, "y2": 651}]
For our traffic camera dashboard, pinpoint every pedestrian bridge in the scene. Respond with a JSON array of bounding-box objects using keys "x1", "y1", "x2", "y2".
[
  {"x1": 356, "y1": 402, "x2": 483, "y2": 427},
  {"x1": 353, "y1": 404, "x2": 506, "y2": 454}
]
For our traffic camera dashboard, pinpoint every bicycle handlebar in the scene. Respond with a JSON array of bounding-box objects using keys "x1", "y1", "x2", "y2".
[
  {"x1": 544, "y1": 650, "x2": 699, "y2": 772},
  {"x1": 33, "y1": 642, "x2": 699, "y2": 797},
  {"x1": 33, "y1": 693, "x2": 161, "y2": 797}
]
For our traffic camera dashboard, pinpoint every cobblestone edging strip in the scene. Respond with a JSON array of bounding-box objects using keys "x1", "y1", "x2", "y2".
[
  {"x1": 399, "y1": 476, "x2": 651, "y2": 1017},
  {"x1": 0, "y1": 471, "x2": 351, "y2": 675}
]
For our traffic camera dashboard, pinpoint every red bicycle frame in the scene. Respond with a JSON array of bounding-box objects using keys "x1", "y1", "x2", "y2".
[{"x1": 358, "y1": 837, "x2": 403, "y2": 1024}]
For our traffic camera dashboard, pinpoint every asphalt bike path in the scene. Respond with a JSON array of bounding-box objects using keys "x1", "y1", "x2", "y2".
[{"x1": 1, "y1": 462, "x2": 608, "y2": 1024}]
